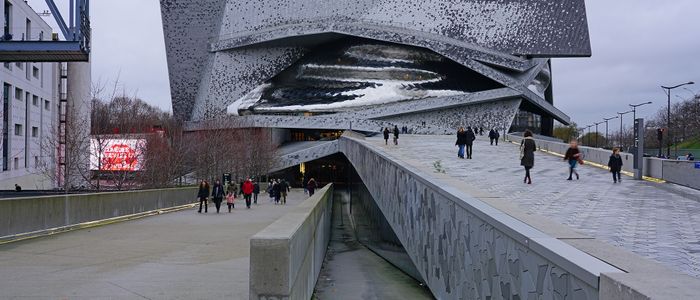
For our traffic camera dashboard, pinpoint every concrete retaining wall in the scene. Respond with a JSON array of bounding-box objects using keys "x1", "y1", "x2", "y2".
[
  {"x1": 507, "y1": 134, "x2": 700, "y2": 189},
  {"x1": 249, "y1": 184, "x2": 333, "y2": 300},
  {"x1": 339, "y1": 134, "x2": 622, "y2": 299},
  {"x1": 0, "y1": 187, "x2": 198, "y2": 238}
]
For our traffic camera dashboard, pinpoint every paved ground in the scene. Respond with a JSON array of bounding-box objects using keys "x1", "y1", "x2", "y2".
[
  {"x1": 314, "y1": 191, "x2": 433, "y2": 299},
  {"x1": 0, "y1": 190, "x2": 307, "y2": 299},
  {"x1": 367, "y1": 134, "x2": 700, "y2": 278}
]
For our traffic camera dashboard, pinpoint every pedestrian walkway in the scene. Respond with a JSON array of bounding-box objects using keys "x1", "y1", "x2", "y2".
[
  {"x1": 0, "y1": 190, "x2": 307, "y2": 299},
  {"x1": 368, "y1": 134, "x2": 700, "y2": 278}
]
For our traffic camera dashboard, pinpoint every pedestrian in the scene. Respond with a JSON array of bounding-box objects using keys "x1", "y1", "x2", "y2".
[
  {"x1": 608, "y1": 148, "x2": 623, "y2": 183},
  {"x1": 211, "y1": 180, "x2": 225, "y2": 213},
  {"x1": 272, "y1": 180, "x2": 281, "y2": 204},
  {"x1": 383, "y1": 127, "x2": 390, "y2": 145},
  {"x1": 197, "y1": 180, "x2": 210, "y2": 213},
  {"x1": 488, "y1": 129, "x2": 497, "y2": 145},
  {"x1": 564, "y1": 140, "x2": 582, "y2": 180},
  {"x1": 307, "y1": 178, "x2": 317, "y2": 196},
  {"x1": 520, "y1": 130, "x2": 536, "y2": 184},
  {"x1": 465, "y1": 126, "x2": 476, "y2": 159},
  {"x1": 393, "y1": 125, "x2": 400, "y2": 145},
  {"x1": 226, "y1": 191, "x2": 235, "y2": 212},
  {"x1": 242, "y1": 178, "x2": 254, "y2": 209},
  {"x1": 455, "y1": 127, "x2": 468, "y2": 159},
  {"x1": 479, "y1": 127, "x2": 484, "y2": 136},
  {"x1": 253, "y1": 180, "x2": 260, "y2": 204},
  {"x1": 226, "y1": 181, "x2": 236, "y2": 198},
  {"x1": 267, "y1": 180, "x2": 275, "y2": 202},
  {"x1": 494, "y1": 129, "x2": 500, "y2": 146},
  {"x1": 280, "y1": 179, "x2": 289, "y2": 205},
  {"x1": 686, "y1": 152, "x2": 695, "y2": 161}
]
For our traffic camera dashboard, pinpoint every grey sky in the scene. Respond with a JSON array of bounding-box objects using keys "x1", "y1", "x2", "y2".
[{"x1": 27, "y1": 0, "x2": 699, "y2": 131}]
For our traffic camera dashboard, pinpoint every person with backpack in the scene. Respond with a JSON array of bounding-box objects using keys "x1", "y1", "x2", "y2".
[
  {"x1": 455, "y1": 127, "x2": 468, "y2": 159},
  {"x1": 520, "y1": 130, "x2": 536, "y2": 184},
  {"x1": 197, "y1": 180, "x2": 210, "y2": 213},
  {"x1": 211, "y1": 180, "x2": 225, "y2": 213},
  {"x1": 242, "y1": 178, "x2": 254, "y2": 209},
  {"x1": 608, "y1": 148, "x2": 624, "y2": 183},
  {"x1": 465, "y1": 127, "x2": 476, "y2": 159}
]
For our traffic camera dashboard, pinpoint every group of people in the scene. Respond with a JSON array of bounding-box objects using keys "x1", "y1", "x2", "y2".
[
  {"x1": 383, "y1": 125, "x2": 400, "y2": 145},
  {"x1": 455, "y1": 127, "x2": 501, "y2": 159},
  {"x1": 266, "y1": 179, "x2": 290, "y2": 205},
  {"x1": 196, "y1": 178, "x2": 261, "y2": 213},
  {"x1": 516, "y1": 131, "x2": 626, "y2": 184}
]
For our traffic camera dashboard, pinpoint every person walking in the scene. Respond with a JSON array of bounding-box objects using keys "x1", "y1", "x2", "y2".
[
  {"x1": 608, "y1": 148, "x2": 624, "y2": 183},
  {"x1": 494, "y1": 129, "x2": 500, "y2": 146},
  {"x1": 488, "y1": 129, "x2": 497, "y2": 145},
  {"x1": 211, "y1": 180, "x2": 225, "y2": 213},
  {"x1": 253, "y1": 180, "x2": 260, "y2": 204},
  {"x1": 226, "y1": 191, "x2": 235, "y2": 212},
  {"x1": 520, "y1": 130, "x2": 536, "y2": 184},
  {"x1": 242, "y1": 178, "x2": 254, "y2": 209},
  {"x1": 393, "y1": 125, "x2": 400, "y2": 145},
  {"x1": 197, "y1": 180, "x2": 210, "y2": 213},
  {"x1": 455, "y1": 127, "x2": 468, "y2": 159},
  {"x1": 465, "y1": 126, "x2": 476, "y2": 159},
  {"x1": 226, "y1": 181, "x2": 236, "y2": 198},
  {"x1": 383, "y1": 128, "x2": 390, "y2": 145},
  {"x1": 479, "y1": 127, "x2": 484, "y2": 136},
  {"x1": 307, "y1": 178, "x2": 318, "y2": 197},
  {"x1": 272, "y1": 180, "x2": 281, "y2": 204},
  {"x1": 564, "y1": 140, "x2": 582, "y2": 180},
  {"x1": 280, "y1": 179, "x2": 289, "y2": 205}
]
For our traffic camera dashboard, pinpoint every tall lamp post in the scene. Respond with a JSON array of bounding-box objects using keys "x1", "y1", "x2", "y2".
[
  {"x1": 617, "y1": 110, "x2": 633, "y2": 150},
  {"x1": 603, "y1": 116, "x2": 618, "y2": 148},
  {"x1": 662, "y1": 81, "x2": 694, "y2": 158},
  {"x1": 585, "y1": 125, "x2": 593, "y2": 146},
  {"x1": 594, "y1": 121, "x2": 605, "y2": 148}
]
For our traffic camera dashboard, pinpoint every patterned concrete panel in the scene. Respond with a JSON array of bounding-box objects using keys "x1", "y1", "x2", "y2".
[
  {"x1": 271, "y1": 141, "x2": 340, "y2": 173},
  {"x1": 339, "y1": 135, "x2": 620, "y2": 299}
]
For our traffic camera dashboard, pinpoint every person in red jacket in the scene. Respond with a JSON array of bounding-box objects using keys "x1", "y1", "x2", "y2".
[{"x1": 242, "y1": 178, "x2": 254, "y2": 209}]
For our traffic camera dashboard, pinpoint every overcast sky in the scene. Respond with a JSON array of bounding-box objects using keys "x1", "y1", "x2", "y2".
[{"x1": 27, "y1": 0, "x2": 699, "y2": 130}]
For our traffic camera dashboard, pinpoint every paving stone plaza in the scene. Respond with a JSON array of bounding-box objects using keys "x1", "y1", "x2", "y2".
[{"x1": 366, "y1": 134, "x2": 700, "y2": 279}]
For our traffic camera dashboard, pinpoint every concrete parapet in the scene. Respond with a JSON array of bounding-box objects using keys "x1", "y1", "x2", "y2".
[
  {"x1": 249, "y1": 184, "x2": 334, "y2": 300},
  {"x1": 339, "y1": 135, "x2": 622, "y2": 299},
  {"x1": 0, "y1": 187, "x2": 198, "y2": 240}
]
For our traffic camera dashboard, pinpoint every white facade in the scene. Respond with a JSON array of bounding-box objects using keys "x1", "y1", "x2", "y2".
[{"x1": 1, "y1": 0, "x2": 59, "y2": 189}]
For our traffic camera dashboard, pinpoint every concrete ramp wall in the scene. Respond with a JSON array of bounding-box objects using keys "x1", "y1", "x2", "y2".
[
  {"x1": 0, "y1": 187, "x2": 198, "y2": 240},
  {"x1": 249, "y1": 184, "x2": 334, "y2": 300},
  {"x1": 339, "y1": 134, "x2": 622, "y2": 299}
]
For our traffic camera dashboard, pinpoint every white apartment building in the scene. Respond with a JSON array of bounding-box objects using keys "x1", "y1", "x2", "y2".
[{"x1": 1, "y1": 0, "x2": 59, "y2": 189}]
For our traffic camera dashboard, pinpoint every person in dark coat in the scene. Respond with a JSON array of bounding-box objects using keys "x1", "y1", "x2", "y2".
[
  {"x1": 211, "y1": 180, "x2": 225, "y2": 213},
  {"x1": 197, "y1": 180, "x2": 210, "y2": 213},
  {"x1": 383, "y1": 128, "x2": 390, "y2": 145},
  {"x1": 520, "y1": 130, "x2": 536, "y2": 184},
  {"x1": 393, "y1": 125, "x2": 400, "y2": 145},
  {"x1": 564, "y1": 140, "x2": 582, "y2": 180},
  {"x1": 494, "y1": 129, "x2": 500, "y2": 146},
  {"x1": 465, "y1": 127, "x2": 476, "y2": 159},
  {"x1": 479, "y1": 127, "x2": 484, "y2": 136},
  {"x1": 272, "y1": 180, "x2": 281, "y2": 204},
  {"x1": 455, "y1": 127, "x2": 468, "y2": 159},
  {"x1": 488, "y1": 129, "x2": 497, "y2": 145},
  {"x1": 253, "y1": 181, "x2": 260, "y2": 204},
  {"x1": 307, "y1": 178, "x2": 317, "y2": 197},
  {"x1": 608, "y1": 147, "x2": 624, "y2": 183},
  {"x1": 279, "y1": 180, "x2": 289, "y2": 205}
]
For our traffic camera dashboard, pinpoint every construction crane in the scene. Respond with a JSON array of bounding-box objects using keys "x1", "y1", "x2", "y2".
[{"x1": 0, "y1": 0, "x2": 90, "y2": 62}]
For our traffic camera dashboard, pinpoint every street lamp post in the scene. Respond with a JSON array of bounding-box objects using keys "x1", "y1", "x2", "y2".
[
  {"x1": 661, "y1": 81, "x2": 694, "y2": 158},
  {"x1": 603, "y1": 116, "x2": 618, "y2": 148},
  {"x1": 629, "y1": 101, "x2": 652, "y2": 152},
  {"x1": 594, "y1": 121, "x2": 605, "y2": 148},
  {"x1": 617, "y1": 110, "x2": 633, "y2": 150},
  {"x1": 585, "y1": 125, "x2": 593, "y2": 146}
]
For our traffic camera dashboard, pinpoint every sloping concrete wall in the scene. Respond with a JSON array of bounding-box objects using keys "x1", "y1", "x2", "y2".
[
  {"x1": 249, "y1": 184, "x2": 334, "y2": 300},
  {"x1": 339, "y1": 134, "x2": 621, "y2": 299},
  {"x1": 0, "y1": 187, "x2": 198, "y2": 239}
]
